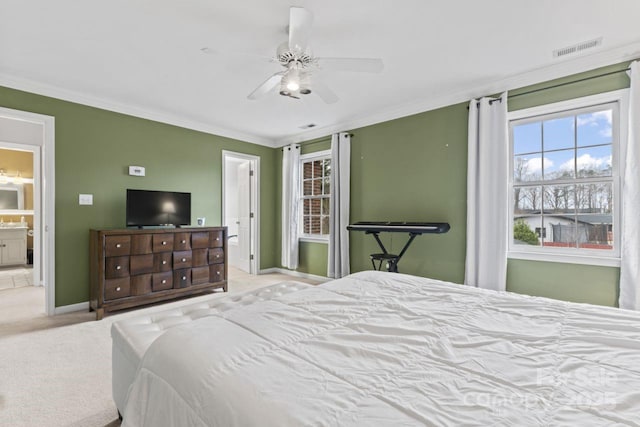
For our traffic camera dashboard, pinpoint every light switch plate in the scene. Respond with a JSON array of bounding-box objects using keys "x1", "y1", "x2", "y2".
[
  {"x1": 79, "y1": 194, "x2": 93, "y2": 205},
  {"x1": 129, "y1": 165, "x2": 145, "y2": 176}
]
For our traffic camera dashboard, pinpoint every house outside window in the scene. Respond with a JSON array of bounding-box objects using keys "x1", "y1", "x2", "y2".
[
  {"x1": 508, "y1": 90, "x2": 627, "y2": 266},
  {"x1": 300, "y1": 150, "x2": 331, "y2": 241}
]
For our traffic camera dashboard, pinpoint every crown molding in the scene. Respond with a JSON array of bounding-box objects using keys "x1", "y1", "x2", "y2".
[
  {"x1": 278, "y1": 40, "x2": 640, "y2": 147},
  {"x1": 0, "y1": 73, "x2": 278, "y2": 148},
  {"x1": 2, "y1": 40, "x2": 639, "y2": 150}
]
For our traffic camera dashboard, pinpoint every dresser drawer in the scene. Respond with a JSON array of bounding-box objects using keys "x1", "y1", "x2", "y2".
[
  {"x1": 105, "y1": 236, "x2": 130, "y2": 257},
  {"x1": 209, "y1": 264, "x2": 225, "y2": 282},
  {"x1": 152, "y1": 272, "x2": 173, "y2": 291},
  {"x1": 105, "y1": 256, "x2": 130, "y2": 279},
  {"x1": 191, "y1": 232, "x2": 210, "y2": 249},
  {"x1": 153, "y1": 252, "x2": 172, "y2": 272},
  {"x1": 105, "y1": 278, "x2": 130, "y2": 300},
  {"x1": 131, "y1": 234, "x2": 153, "y2": 255},
  {"x1": 173, "y1": 250, "x2": 192, "y2": 268},
  {"x1": 130, "y1": 254, "x2": 154, "y2": 275},
  {"x1": 152, "y1": 234, "x2": 174, "y2": 253},
  {"x1": 174, "y1": 233, "x2": 191, "y2": 251},
  {"x1": 209, "y1": 231, "x2": 224, "y2": 248},
  {"x1": 131, "y1": 274, "x2": 152, "y2": 296},
  {"x1": 208, "y1": 248, "x2": 224, "y2": 264},
  {"x1": 173, "y1": 269, "x2": 191, "y2": 288},
  {"x1": 192, "y1": 249, "x2": 208, "y2": 267},
  {"x1": 191, "y1": 266, "x2": 210, "y2": 285}
]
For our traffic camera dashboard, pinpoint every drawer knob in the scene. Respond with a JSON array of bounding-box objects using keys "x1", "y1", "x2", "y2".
[
  {"x1": 216, "y1": 271, "x2": 220, "y2": 275},
  {"x1": 216, "y1": 237, "x2": 220, "y2": 241},
  {"x1": 116, "y1": 243, "x2": 121, "y2": 248},
  {"x1": 116, "y1": 265, "x2": 121, "y2": 270},
  {"x1": 182, "y1": 276, "x2": 187, "y2": 280},
  {"x1": 181, "y1": 240, "x2": 186, "y2": 244},
  {"x1": 162, "y1": 260, "x2": 167, "y2": 265},
  {"x1": 162, "y1": 279, "x2": 167, "y2": 284},
  {"x1": 116, "y1": 287, "x2": 121, "y2": 291},
  {"x1": 181, "y1": 258, "x2": 186, "y2": 262},
  {"x1": 162, "y1": 241, "x2": 167, "y2": 245},
  {"x1": 216, "y1": 254, "x2": 220, "y2": 258}
]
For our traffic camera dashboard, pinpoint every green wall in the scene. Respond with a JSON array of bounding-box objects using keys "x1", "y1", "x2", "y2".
[
  {"x1": 0, "y1": 85, "x2": 278, "y2": 307},
  {"x1": 280, "y1": 61, "x2": 631, "y2": 307}
]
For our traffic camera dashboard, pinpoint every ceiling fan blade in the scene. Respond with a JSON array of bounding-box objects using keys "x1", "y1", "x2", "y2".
[
  {"x1": 312, "y1": 80, "x2": 339, "y2": 104},
  {"x1": 317, "y1": 57, "x2": 384, "y2": 73},
  {"x1": 288, "y1": 7, "x2": 313, "y2": 52},
  {"x1": 247, "y1": 72, "x2": 284, "y2": 100}
]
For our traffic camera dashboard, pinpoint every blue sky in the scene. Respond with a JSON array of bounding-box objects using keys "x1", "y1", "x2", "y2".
[{"x1": 513, "y1": 109, "x2": 612, "y2": 181}]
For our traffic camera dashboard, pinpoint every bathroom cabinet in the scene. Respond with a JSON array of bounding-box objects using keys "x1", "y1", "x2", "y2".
[{"x1": 0, "y1": 227, "x2": 28, "y2": 266}]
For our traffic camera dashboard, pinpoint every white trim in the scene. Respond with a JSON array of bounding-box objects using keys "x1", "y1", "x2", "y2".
[
  {"x1": 0, "y1": 73, "x2": 276, "y2": 148},
  {"x1": 222, "y1": 150, "x2": 260, "y2": 275},
  {"x1": 507, "y1": 89, "x2": 628, "y2": 266},
  {"x1": 299, "y1": 236, "x2": 329, "y2": 244},
  {"x1": 3, "y1": 44, "x2": 638, "y2": 150},
  {"x1": 258, "y1": 267, "x2": 331, "y2": 283},
  {"x1": 0, "y1": 107, "x2": 55, "y2": 314},
  {"x1": 300, "y1": 149, "x2": 331, "y2": 160},
  {"x1": 508, "y1": 251, "x2": 620, "y2": 268},
  {"x1": 279, "y1": 43, "x2": 640, "y2": 147},
  {"x1": 54, "y1": 301, "x2": 89, "y2": 315}
]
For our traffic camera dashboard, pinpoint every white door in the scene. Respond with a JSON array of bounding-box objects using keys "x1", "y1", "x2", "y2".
[
  {"x1": 236, "y1": 161, "x2": 251, "y2": 273},
  {"x1": 223, "y1": 151, "x2": 259, "y2": 275}
]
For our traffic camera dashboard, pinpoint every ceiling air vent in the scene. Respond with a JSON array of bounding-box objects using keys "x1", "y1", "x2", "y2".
[
  {"x1": 299, "y1": 123, "x2": 316, "y2": 129},
  {"x1": 553, "y1": 37, "x2": 602, "y2": 58}
]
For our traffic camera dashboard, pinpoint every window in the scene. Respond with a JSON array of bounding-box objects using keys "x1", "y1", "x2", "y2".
[
  {"x1": 300, "y1": 150, "x2": 331, "y2": 240},
  {"x1": 508, "y1": 91, "x2": 626, "y2": 265}
]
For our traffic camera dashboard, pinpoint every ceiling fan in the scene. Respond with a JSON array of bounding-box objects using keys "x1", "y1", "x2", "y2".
[{"x1": 247, "y1": 7, "x2": 384, "y2": 104}]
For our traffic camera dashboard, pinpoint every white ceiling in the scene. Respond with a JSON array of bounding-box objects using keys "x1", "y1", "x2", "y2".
[{"x1": 1, "y1": 1, "x2": 639, "y2": 147}]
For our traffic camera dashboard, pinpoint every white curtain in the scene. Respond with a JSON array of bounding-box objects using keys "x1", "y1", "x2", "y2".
[
  {"x1": 619, "y1": 61, "x2": 640, "y2": 310},
  {"x1": 328, "y1": 132, "x2": 351, "y2": 278},
  {"x1": 465, "y1": 92, "x2": 508, "y2": 291},
  {"x1": 281, "y1": 143, "x2": 300, "y2": 269}
]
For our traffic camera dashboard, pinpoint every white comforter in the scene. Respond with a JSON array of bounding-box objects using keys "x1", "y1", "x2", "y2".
[{"x1": 122, "y1": 271, "x2": 640, "y2": 426}]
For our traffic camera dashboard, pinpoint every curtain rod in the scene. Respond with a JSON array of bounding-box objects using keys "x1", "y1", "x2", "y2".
[
  {"x1": 469, "y1": 67, "x2": 631, "y2": 108},
  {"x1": 281, "y1": 134, "x2": 354, "y2": 151},
  {"x1": 509, "y1": 67, "x2": 630, "y2": 100}
]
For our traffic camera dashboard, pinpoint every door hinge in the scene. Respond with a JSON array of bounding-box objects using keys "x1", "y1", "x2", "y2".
[
  {"x1": 249, "y1": 212, "x2": 254, "y2": 218},
  {"x1": 250, "y1": 254, "x2": 254, "y2": 260},
  {"x1": 249, "y1": 170, "x2": 254, "y2": 176}
]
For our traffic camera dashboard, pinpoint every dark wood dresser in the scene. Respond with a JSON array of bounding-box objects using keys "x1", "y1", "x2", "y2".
[{"x1": 89, "y1": 227, "x2": 227, "y2": 320}]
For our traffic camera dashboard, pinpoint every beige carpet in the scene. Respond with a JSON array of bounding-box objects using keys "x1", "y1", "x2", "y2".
[{"x1": 0, "y1": 268, "x2": 320, "y2": 427}]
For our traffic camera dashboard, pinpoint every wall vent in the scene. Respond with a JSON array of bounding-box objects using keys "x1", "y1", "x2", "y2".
[{"x1": 553, "y1": 37, "x2": 602, "y2": 58}]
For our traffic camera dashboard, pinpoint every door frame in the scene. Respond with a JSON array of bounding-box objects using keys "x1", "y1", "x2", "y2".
[
  {"x1": 222, "y1": 151, "x2": 259, "y2": 274},
  {"x1": 0, "y1": 106, "x2": 55, "y2": 315}
]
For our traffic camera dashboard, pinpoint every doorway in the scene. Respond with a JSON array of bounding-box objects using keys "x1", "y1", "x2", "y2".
[
  {"x1": 222, "y1": 151, "x2": 259, "y2": 274},
  {"x1": 0, "y1": 107, "x2": 55, "y2": 316}
]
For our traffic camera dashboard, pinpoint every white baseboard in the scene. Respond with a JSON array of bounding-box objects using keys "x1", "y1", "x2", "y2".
[
  {"x1": 54, "y1": 301, "x2": 89, "y2": 315},
  {"x1": 259, "y1": 268, "x2": 331, "y2": 283}
]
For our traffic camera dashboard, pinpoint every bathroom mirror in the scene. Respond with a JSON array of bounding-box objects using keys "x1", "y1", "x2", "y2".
[{"x1": 0, "y1": 183, "x2": 24, "y2": 210}]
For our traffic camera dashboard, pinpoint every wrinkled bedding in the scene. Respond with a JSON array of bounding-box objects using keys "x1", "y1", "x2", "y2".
[{"x1": 122, "y1": 271, "x2": 640, "y2": 426}]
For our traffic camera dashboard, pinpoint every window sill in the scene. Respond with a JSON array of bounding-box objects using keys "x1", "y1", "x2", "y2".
[
  {"x1": 508, "y1": 251, "x2": 620, "y2": 268},
  {"x1": 299, "y1": 236, "x2": 329, "y2": 244}
]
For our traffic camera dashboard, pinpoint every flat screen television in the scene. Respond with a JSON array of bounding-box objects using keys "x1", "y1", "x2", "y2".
[{"x1": 126, "y1": 189, "x2": 191, "y2": 227}]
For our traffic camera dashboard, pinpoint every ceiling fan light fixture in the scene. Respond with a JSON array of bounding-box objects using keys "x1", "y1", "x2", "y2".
[{"x1": 284, "y1": 67, "x2": 301, "y2": 91}]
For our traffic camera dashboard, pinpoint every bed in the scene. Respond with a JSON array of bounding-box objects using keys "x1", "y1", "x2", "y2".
[{"x1": 112, "y1": 271, "x2": 640, "y2": 426}]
